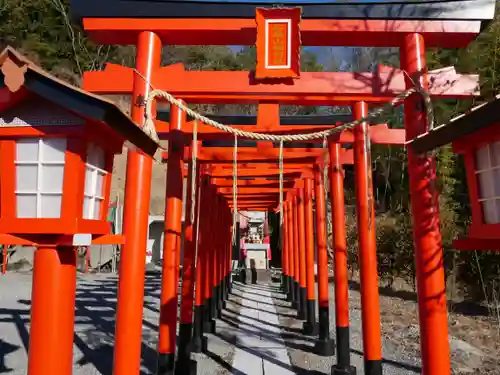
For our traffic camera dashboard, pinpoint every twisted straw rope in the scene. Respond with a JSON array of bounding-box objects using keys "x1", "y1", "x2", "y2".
[
  {"x1": 144, "y1": 84, "x2": 433, "y2": 143},
  {"x1": 142, "y1": 72, "x2": 433, "y2": 248}
]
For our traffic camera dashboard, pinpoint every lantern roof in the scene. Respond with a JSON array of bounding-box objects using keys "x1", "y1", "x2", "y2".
[
  {"x1": 0, "y1": 46, "x2": 160, "y2": 157},
  {"x1": 410, "y1": 94, "x2": 500, "y2": 154}
]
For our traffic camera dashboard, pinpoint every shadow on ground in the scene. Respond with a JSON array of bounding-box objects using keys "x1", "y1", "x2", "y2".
[
  {"x1": 1, "y1": 272, "x2": 423, "y2": 375},
  {"x1": 342, "y1": 278, "x2": 489, "y2": 317},
  {"x1": 0, "y1": 271, "x2": 164, "y2": 375}
]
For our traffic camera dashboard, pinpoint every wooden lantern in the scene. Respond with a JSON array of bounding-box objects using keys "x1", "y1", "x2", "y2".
[
  {"x1": 0, "y1": 46, "x2": 158, "y2": 245},
  {"x1": 411, "y1": 94, "x2": 500, "y2": 249},
  {"x1": 452, "y1": 124, "x2": 500, "y2": 241}
]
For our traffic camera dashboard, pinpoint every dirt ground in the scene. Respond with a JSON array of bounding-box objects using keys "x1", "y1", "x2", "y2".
[
  {"x1": 376, "y1": 287, "x2": 500, "y2": 375},
  {"x1": 347, "y1": 272, "x2": 500, "y2": 375}
]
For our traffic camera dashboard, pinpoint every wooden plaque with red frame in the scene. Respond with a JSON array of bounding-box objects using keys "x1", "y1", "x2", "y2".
[{"x1": 255, "y1": 7, "x2": 301, "y2": 80}]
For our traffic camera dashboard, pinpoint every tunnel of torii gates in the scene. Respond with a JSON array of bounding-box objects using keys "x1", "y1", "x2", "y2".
[{"x1": 27, "y1": 1, "x2": 493, "y2": 375}]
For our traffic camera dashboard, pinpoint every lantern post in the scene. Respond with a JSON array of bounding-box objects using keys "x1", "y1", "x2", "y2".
[{"x1": 28, "y1": 246, "x2": 77, "y2": 375}]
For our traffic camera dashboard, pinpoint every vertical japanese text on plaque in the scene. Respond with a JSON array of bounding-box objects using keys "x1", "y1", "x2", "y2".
[{"x1": 267, "y1": 21, "x2": 289, "y2": 68}]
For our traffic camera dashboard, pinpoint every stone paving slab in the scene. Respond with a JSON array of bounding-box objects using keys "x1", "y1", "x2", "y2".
[{"x1": 231, "y1": 282, "x2": 295, "y2": 375}]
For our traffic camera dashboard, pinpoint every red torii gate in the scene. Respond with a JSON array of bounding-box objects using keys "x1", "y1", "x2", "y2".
[
  {"x1": 84, "y1": 63, "x2": 478, "y2": 105},
  {"x1": 172, "y1": 143, "x2": 355, "y2": 355},
  {"x1": 88, "y1": 68, "x2": 471, "y2": 375},
  {"x1": 164, "y1": 127, "x2": 400, "y2": 374},
  {"x1": 166, "y1": 145, "x2": 347, "y2": 369},
  {"x1": 73, "y1": 1, "x2": 493, "y2": 375}
]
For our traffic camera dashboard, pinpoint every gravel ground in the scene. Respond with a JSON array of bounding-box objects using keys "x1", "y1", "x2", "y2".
[
  {"x1": 272, "y1": 277, "x2": 499, "y2": 375},
  {"x1": 0, "y1": 271, "x2": 237, "y2": 375},
  {"x1": 3, "y1": 270, "x2": 495, "y2": 375},
  {"x1": 272, "y1": 281, "x2": 422, "y2": 375},
  {"x1": 373, "y1": 281, "x2": 500, "y2": 375}
]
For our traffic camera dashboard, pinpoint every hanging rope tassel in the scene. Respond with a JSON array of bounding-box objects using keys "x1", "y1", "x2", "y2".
[{"x1": 322, "y1": 135, "x2": 328, "y2": 198}]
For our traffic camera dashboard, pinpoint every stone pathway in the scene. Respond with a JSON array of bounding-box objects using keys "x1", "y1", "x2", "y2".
[{"x1": 228, "y1": 282, "x2": 295, "y2": 375}]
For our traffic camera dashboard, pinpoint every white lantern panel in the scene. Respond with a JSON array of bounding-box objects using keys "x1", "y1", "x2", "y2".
[
  {"x1": 82, "y1": 143, "x2": 109, "y2": 220},
  {"x1": 83, "y1": 196, "x2": 93, "y2": 220},
  {"x1": 16, "y1": 194, "x2": 37, "y2": 218},
  {"x1": 482, "y1": 201, "x2": 498, "y2": 224},
  {"x1": 475, "y1": 145, "x2": 490, "y2": 170},
  {"x1": 41, "y1": 164, "x2": 65, "y2": 193},
  {"x1": 84, "y1": 167, "x2": 94, "y2": 195},
  {"x1": 495, "y1": 200, "x2": 500, "y2": 224},
  {"x1": 493, "y1": 168, "x2": 500, "y2": 197},
  {"x1": 477, "y1": 172, "x2": 494, "y2": 199},
  {"x1": 40, "y1": 194, "x2": 62, "y2": 218},
  {"x1": 16, "y1": 139, "x2": 39, "y2": 162},
  {"x1": 42, "y1": 138, "x2": 66, "y2": 162},
  {"x1": 96, "y1": 172, "x2": 105, "y2": 197},
  {"x1": 94, "y1": 199, "x2": 102, "y2": 220},
  {"x1": 492, "y1": 142, "x2": 500, "y2": 167},
  {"x1": 16, "y1": 165, "x2": 38, "y2": 192}
]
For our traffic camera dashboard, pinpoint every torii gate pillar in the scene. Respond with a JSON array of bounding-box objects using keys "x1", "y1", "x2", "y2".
[
  {"x1": 402, "y1": 33, "x2": 451, "y2": 375},
  {"x1": 114, "y1": 31, "x2": 161, "y2": 375}
]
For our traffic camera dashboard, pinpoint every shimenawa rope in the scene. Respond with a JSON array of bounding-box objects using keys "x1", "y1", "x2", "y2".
[
  {"x1": 144, "y1": 85, "x2": 433, "y2": 144},
  {"x1": 140, "y1": 70, "x2": 433, "y2": 250}
]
